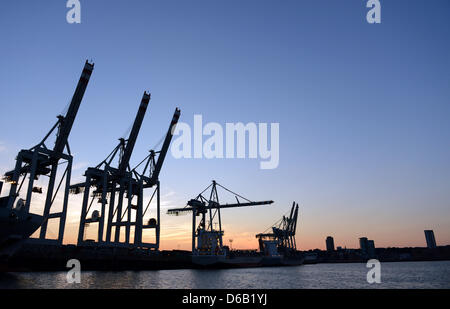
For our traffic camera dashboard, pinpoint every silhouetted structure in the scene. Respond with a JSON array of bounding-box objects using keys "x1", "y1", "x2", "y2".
[
  {"x1": 359, "y1": 237, "x2": 376, "y2": 258},
  {"x1": 168, "y1": 181, "x2": 273, "y2": 256},
  {"x1": 303, "y1": 245, "x2": 450, "y2": 264},
  {"x1": 1, "y1": 61, "x2": 94, "y2": 249},
  {"x1": 359, "y1": 237, "x2": 368, "y2": 254},
  {"x1": 326, "y1": 236, "x2": 335, "y2": 252},
  {"x1": 256, "y1": 202, "x2": 299, "y2": 256},
  {"x1": 367, "y1": 240, "x2": 375, "y2": 257},
  {"x1": 71, "y1": 94, "x2": 180, "y2": 251},
  {"x1": 424, "y1": 230, "x2": 437, "y2": 249}
]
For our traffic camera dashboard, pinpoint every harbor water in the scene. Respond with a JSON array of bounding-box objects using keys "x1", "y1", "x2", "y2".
[{"x1": 0, "y1": 261, "x2": 449, "y2": 289}]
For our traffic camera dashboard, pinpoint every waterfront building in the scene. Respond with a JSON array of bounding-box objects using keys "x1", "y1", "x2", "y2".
[{"x1": 326, "y1": 236, "x2": 335, "y2": 252}]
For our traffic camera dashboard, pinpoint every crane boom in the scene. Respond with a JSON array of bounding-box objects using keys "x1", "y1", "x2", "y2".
[
  {"x1": 208, "y1": 200, "x2": 273, "y2": 209},
  {"x1": 167, "y1": 200, "x2": 273, "y2": 214},
  {"x1": 53, "y1": 60, "x2": 94, "y2": 155},
  {"x1": 118, "y1": 92, "x2": 150, "y2": 175},
  {"x1": 292, "y1": 203, "x2": 299, "y2": 234},
  {"x1": 148, "y1": 108, "x2": 180, "y2": 185}
]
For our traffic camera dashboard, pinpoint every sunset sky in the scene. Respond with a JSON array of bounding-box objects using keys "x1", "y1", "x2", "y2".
[{"x1": 0, "y1": 0, "x2": 449, "y2": 251}]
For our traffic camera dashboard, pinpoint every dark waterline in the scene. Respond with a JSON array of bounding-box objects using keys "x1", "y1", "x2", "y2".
[{"x1": 1, "y1": 261, "x2": 449, "y2": 289}]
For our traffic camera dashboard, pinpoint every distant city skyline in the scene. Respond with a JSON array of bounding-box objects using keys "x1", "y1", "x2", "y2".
[
  {"x1": 319, "y1": 231, "x2": 443, "y2": 252},
  {"x1": 1, "y1": 1, "x2": 450, "y2": 251}
]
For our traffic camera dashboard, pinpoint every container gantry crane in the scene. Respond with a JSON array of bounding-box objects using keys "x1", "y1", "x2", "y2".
[
  {"x1": 256, "y1": 202, "x2": 299, "y2": 256},
  {"x1": 167, "y1": 181, "x2": 273, "y2": 256},
  {"x1": 0, "y1": 61, "x2": 94, "y2": 245},
  {"x1": 71, "y1": 95, "x2": 180, "y2": 251},
  {"x1": 71, "y1": 92, "x2": 150, "y2": 247}
]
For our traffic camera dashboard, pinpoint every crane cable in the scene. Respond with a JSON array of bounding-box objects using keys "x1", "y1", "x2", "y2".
[{"x1": 261, "y1": 208, "x2": 291, "y2": 234}]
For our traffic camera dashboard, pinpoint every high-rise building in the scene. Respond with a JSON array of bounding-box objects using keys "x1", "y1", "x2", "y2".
[
  {"x1": 359, "y1": 237, "x2": 368, "y2": 254},
  {"x1": 367, "y1": 240, "x2": 375, "y2": 257},
  {"x1": 326, "y1": 236, "x2": 335, "y2": 252},
  {"x1": 424, "y1": 230, "x2": 437, "y2": 249},
  {"x1": 360, "y1": 237, "x2": 376, "y2": 257}
]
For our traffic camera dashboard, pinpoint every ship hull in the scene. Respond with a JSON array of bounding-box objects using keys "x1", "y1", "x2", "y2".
[
  {"x1": 261, "y1": 256, "x2": 304, "y2": 267},
  {"x1": 192, "y1": 254, "x2": 303, "y2": 268},
  {"x1": 0, "y1": 208, "x2": 43, "y2": 256},
  {"x1": 191, "y1": 255, "x2": 227, "y2": 267}
]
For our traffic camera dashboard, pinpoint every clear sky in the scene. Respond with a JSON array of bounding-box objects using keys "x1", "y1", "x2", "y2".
[{"x1": 0, "y1": 0, "x2": 449, "y2": 251}]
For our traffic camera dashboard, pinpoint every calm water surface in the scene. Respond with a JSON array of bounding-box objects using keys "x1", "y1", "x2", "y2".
[{"x1": 0, "y1": 261, "x2": 449, "y2": 289}]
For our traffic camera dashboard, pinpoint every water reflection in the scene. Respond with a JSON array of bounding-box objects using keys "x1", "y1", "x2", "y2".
[{"x1": 1, "y1": 261, "x2": 449, "y2": 289}]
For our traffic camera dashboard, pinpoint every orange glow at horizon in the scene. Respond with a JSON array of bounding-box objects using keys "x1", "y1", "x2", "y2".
[
  {"x1": 53, "y1": 215, "x2": 450, "y2": 252},
  {"x1": 6, "y1": 179, "x2": 450, "y2": 252}
]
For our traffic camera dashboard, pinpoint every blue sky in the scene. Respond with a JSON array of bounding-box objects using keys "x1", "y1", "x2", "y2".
[{"x1": 0, "y1": 0, "x2": 449, "y2": 250}]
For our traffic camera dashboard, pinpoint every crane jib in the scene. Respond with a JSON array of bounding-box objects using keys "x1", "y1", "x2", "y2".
[
  {"x1": 53, "y1": 60, "x2": 94, "y2": 156},
  {"x1": 118, "y1": 92, "x2": 150, "y2": 175}
]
